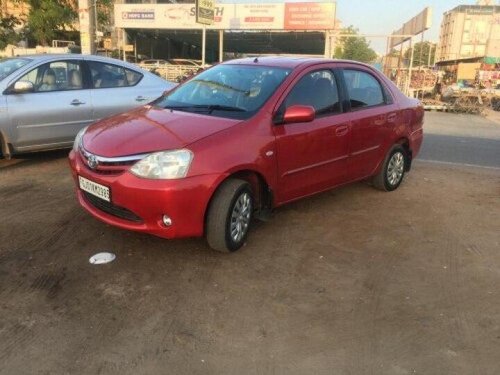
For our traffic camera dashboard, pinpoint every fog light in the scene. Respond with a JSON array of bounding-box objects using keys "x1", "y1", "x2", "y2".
[{"x1": 162, "y1": 215, "x2": 172, "y2": 226}]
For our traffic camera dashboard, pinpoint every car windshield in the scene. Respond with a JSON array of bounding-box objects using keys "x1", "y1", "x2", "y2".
[
  {"x1": 0, "y1": 58, "x2": 31, "y2": 81},
  {"x1": 155, "y1": 64, "x2": 291, "y2": 119}
]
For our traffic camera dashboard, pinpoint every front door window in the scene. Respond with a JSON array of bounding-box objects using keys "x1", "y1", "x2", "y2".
[
  {"x1": 16, "y1": 60, "x2": 83, "y2": 93},
  {"x1": 285, "y1": 70, "x2": 341, "y2": 115}
]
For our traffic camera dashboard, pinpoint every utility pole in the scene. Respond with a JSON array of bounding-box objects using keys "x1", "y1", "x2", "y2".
[
  {"x1": 406, "y1": 37, "x2": 414, "y2": 96},
  {"x1": 418, "y1": 31, "x2": 424, "y2": 67},
  {"x1": 78, "y1": 0, "x2": 96, "y2": 54},
  {"x1": 427, "y1": 43, "x2": 433, "y2": 67},
  {"x1": 218, "y1": 30, "x2": 223, "y2": 63},
  {"x1": 201, "y1": 25, "x2": 206, "y2": 67}
]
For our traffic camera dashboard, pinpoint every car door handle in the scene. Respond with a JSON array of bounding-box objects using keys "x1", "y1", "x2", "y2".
[
  {"x1": 374, "y1": 115, "x2": 386, "y2": 126},
  {"x1": 387, "y1": 113, "x2": 397, "y2": 123},
  {"x1": 135, "y1": 96, "x2": 148, "y2": 102},
  {"x1": 335, "y1": 124, "x2": 349, "y2": 137},
  {"x1": 70, "y1": 99, "x2": 85, "y2": 106}
]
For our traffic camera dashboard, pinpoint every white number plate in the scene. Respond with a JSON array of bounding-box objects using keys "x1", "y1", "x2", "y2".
[{"x1": 78, "y1": 176, "x2": 110, "y2": 202}]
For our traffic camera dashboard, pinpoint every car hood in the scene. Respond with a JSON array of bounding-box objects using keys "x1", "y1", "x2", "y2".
[{"x1": 82, "y1": 106, "x2": 242, "y2": 157}]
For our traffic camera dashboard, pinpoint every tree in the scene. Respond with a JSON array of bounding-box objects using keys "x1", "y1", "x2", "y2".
[
  {"x1": 334, "y1": 26, "x2": 377, "y2": 63},
  {"x1": 404, "y1": 41, "x2": 436, "y2": 67},
  {"x1": 0, "y1": 15, "x2": 21, "y2": 49},
  {"x1": 96, "y1": 0, "x2": 113, "y2": 30},
  {"x1": 388, "y1": 48, "x2": 400, "y2": 57},
  {"x1": 22, "y1": 0, "x2": 77, "y2": 46}
]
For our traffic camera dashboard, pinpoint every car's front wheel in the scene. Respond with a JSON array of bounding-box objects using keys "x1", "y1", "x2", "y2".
[
  {"x1": 373, "y1": 145, "x2": 408, "y2": 191},
  {"x1": 206, "y1": 178, "x2": 254, "y2": 252}
]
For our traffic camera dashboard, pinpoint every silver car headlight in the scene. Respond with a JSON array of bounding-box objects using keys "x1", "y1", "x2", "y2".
[
  {"x1": 73, "y1": 126, "x2": 88, "y2": 152},
  {"x1": 130, "y1": 149, "x2": 193, "y2": 179}
]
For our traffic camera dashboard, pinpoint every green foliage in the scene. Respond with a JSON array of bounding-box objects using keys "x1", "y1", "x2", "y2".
[
  {"x1": 96, "y1": 0, "x2": 113, "y2": 29},
  {"x1": 334, "y1": 26, "x2": 377, "y2": 63},
  {"x1": 22, "y1": 0, "x2": 77, "y2": 46},
  {"x1": 0, "y1": 15, "x2": 21, "y2": 49},
  {"x1": 404, "y1": 41, "x2": 436, "y2": 67},
  {"x1": 388, "y1": 48, "x2": 400, "y2": 57}
]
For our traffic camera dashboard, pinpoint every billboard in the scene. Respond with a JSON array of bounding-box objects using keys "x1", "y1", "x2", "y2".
[
  {"x1": 284, "y1": 3, "x2": 336, "y2": 30},
  {"x1": 115, "y1": 2, "x2": 336, "y2": 30},
  {"x1": 390, "y1": 7, "x2": 432, "y2": 48}
]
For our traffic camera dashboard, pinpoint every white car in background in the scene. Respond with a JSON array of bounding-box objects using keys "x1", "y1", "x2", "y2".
[
  {"x1": 140, "y1": 59, "x2": 169, "y2": 68},
  {"x1": 0, "y1": 54, "x2": 175, "y2": 158},
  {"x1": 168, "y1": 59, "x2": 203, "y2": 67}
]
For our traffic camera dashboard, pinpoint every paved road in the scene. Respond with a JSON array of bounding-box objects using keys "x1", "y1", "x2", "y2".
[{"x1": 417, "y1": 112, "x2": 500, "y2": 169}]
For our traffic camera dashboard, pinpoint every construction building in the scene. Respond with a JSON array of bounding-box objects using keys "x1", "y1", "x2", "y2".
[{"x1": 437, "y1": 2, "x2": 500, "y2": 63}]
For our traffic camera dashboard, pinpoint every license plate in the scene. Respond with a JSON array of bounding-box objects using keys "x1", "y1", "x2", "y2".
[{"x1": 78, "y1": 175, "x2": 110, "y2": 202}]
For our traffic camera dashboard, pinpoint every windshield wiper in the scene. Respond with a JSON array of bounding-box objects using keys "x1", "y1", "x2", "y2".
[
  {"x1": 164, "y1": 104, "x2": 246, "y2": 113},
  {"x1": 201, "y1": 104, "x2": 246, "y2": 113}
]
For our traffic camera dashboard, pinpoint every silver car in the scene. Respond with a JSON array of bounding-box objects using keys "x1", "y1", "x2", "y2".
[{"x1": 0, "y1": 54, "x2": 175, "y2": 158}]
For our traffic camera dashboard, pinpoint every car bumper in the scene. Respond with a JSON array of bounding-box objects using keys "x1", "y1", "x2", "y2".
[
  {"x1": 410, "y1": 127, "x2": 424, "y2": 159},
  {"x1": 68, "y1": 150, "x2": 223, "y2": 239}
]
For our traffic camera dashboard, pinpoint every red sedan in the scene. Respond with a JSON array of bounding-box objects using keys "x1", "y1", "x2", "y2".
[{"x1": 69, "y1": 57, "x2": 424, "y2": 252}]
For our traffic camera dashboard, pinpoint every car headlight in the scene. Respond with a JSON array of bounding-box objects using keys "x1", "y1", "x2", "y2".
[
  {"x1": 130, "y1": 149, "x2": 193, "y2": 179},
  {"x1": 73, "y1": 126, "x2": 88, "y2": 152}
]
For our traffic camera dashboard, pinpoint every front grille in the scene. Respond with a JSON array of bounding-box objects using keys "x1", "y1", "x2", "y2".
[
  {"x1": 83, "y1": 192, "x2": 143, "y2": 223},
  {"x1": 80, "y1": 150, "x2": 135, "y2": 175},
  {"x1": 78, "y1": 148, "x2": 147, "y2": 176}
]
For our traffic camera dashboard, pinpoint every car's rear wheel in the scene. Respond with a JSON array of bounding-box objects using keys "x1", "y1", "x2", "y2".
[
  {"x1": 373, "y1": 145, "x2": 407, "y2": 191},
  {"x1": 206, "y1": 179, "x2": 254, "y2": 253}
]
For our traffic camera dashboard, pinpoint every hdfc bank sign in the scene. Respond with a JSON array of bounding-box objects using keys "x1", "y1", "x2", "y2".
[{"x1": 122, "y1": 10, "x2": 155, "y2": 20}]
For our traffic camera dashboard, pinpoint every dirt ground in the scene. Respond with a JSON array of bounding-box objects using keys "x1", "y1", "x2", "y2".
[{"x1": 1, "y1": 126, "x2": 500, "y2": 374}]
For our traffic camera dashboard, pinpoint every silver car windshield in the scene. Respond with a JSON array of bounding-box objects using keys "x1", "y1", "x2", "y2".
[{"x1": 0, "y1": 58, "x2": 31, "y2": 81}]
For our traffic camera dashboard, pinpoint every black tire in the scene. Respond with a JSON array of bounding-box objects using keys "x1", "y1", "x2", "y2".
[
  {"x1": 373, "y1": 145, "x2": 408, "y2": 192},
  {"x1": 0, "y1": 133, "x2": 4, "y2": 159},
  {"x1": 206, "y1": 179, "x2": 254, "y2": 253}
]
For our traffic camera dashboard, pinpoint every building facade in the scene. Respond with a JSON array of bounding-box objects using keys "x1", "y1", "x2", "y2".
[{"x1": 437, "y1": 4, "x2": 500, "y2": 62}]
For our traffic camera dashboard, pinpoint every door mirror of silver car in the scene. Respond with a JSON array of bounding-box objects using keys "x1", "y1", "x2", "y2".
[{"x1": 12, "y1": 80, "x2": 34, "y2": 94}]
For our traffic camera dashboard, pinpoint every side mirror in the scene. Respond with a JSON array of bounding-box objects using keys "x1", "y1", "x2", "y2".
[
  {"x1": 282, "y1": 105, "x2": 315, "y2": 124},
  {"x1": 12, "y1": 80, "x2": 34, "y2": 94},
  {"x1": 161, "y1": 84, "x2": 177, "y2": 96}
]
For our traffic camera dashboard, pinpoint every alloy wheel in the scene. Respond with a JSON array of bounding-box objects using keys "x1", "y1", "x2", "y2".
[
  {"x1": 230, "y1": 192, "x2": 252, "y2": 243},
  {"x1": 387, "y1": 151, "x2": 405, "y2": 186}
]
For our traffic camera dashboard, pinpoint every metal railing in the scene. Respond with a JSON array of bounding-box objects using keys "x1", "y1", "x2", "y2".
[{"x1": 138, "y1": 64, "x2": 202, "y2": 82}]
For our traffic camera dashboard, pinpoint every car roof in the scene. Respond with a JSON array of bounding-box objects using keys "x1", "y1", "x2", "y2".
[
  {"x1": 222, "y1": 56, "x2": 374, "y2": 70},
  {"x1": 9, "y1": 54, "x2": 144, "y2": 71}
]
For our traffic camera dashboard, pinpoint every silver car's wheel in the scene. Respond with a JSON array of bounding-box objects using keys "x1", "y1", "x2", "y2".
[{"x1": 387, "y1": 151, "x2": 405, "y2": 186}]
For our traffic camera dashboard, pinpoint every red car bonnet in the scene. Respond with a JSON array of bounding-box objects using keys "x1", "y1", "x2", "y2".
[{"x1": 82, "y1": 106, "x2": 242, "y2": 157}]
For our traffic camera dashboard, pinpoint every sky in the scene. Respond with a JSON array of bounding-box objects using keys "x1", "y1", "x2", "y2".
[{"x1": 335, "y1": 0, "x2": 493, "y2": 53}]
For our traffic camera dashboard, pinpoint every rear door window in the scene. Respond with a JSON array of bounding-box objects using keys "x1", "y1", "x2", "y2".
[
  {"x1": 343, "y1": 69, "x2": 386, "y2": 109},
  {"x1": 88, "y1": 61, "x2": 143, "y2": 89}
]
